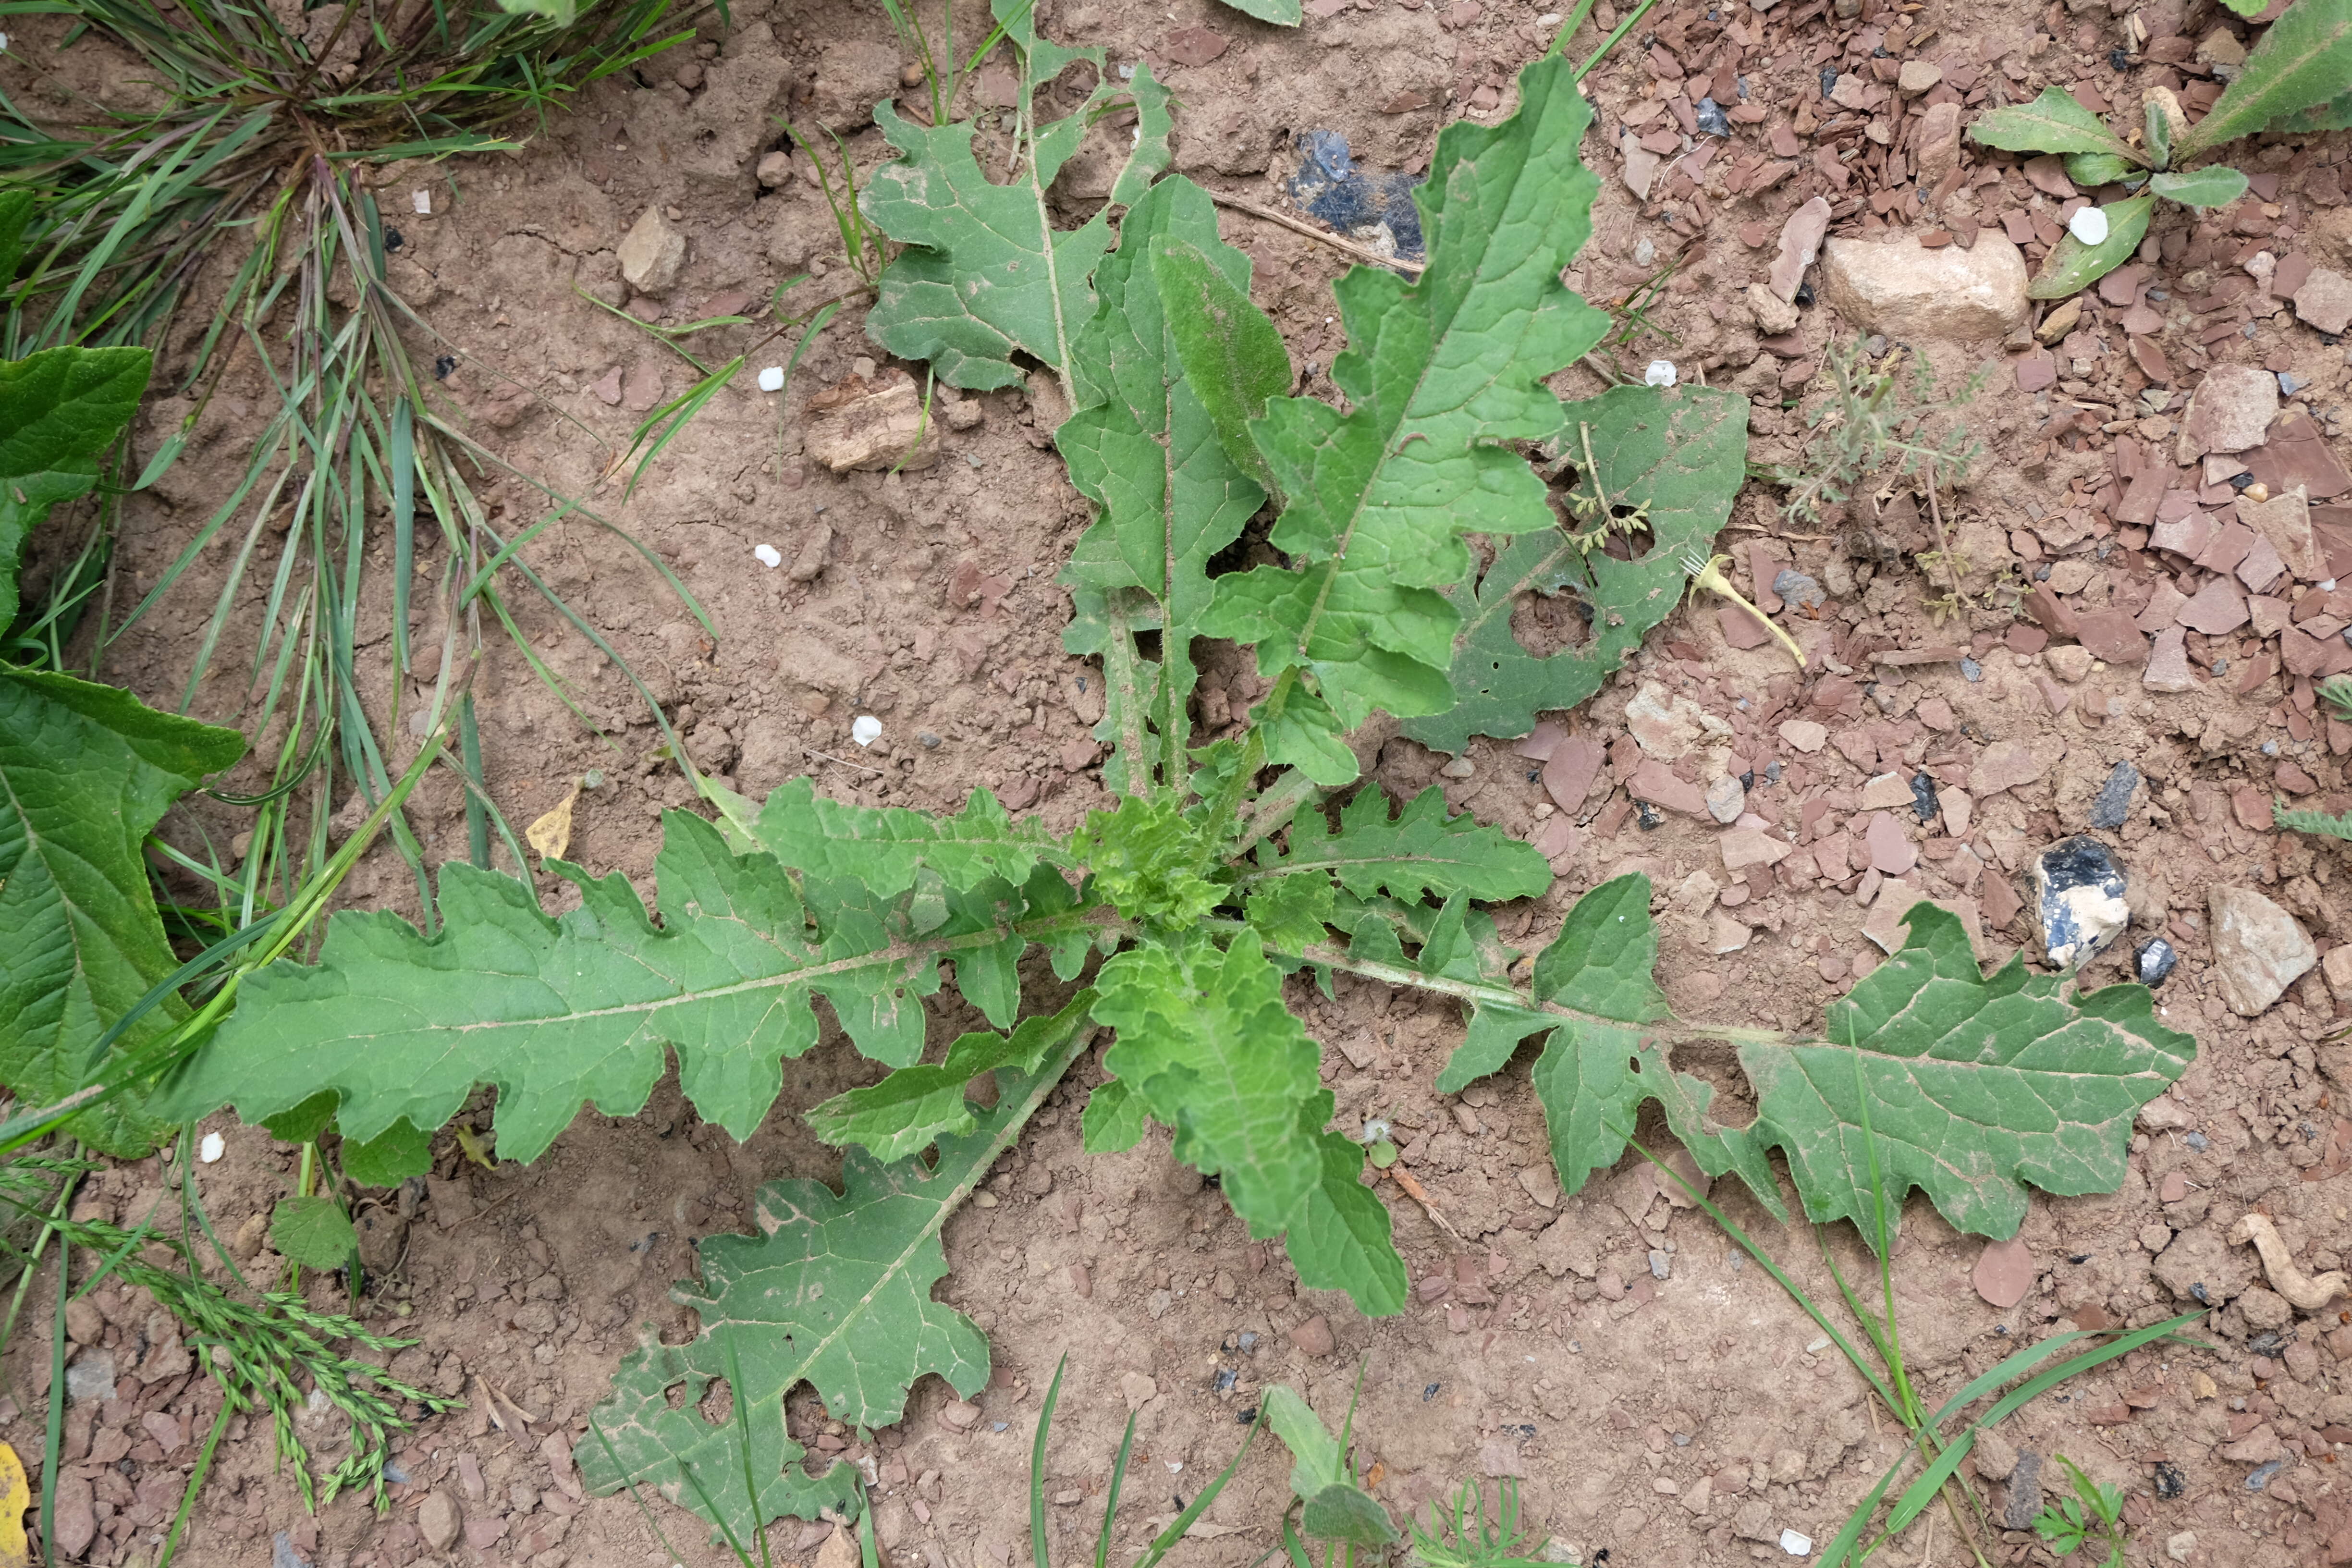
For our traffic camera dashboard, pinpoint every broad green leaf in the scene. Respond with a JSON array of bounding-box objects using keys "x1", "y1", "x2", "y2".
[
  {"x1": 1217, "y1": 0, "x2": 1301, "y2": 22},
  {"x1": 581, "y1": 1029, "x2": 1090, "y2": 1543},
  {"x1": 862, "y1": 0, "x2": 1174, "y2": 389},
  {"x1": 1706, "y1": 900, "x2": 2197, "y2": 1241},
  {"x1": 2266, "y1": 89, "x2": 2352, "y2": 132},
  {"x1": 1246, "y1": 871, "x2": 1337, "y2": 957},
  {"x1": 2221, "y1": 0, "x2": 2268, "y2": 14},
  {"x1": 1080, "y1": 1076, "x2": 1147, "y2": 1152},
  {"x1": 2179, "y1": 0, "x2": 2352, "y2": 158},
  {"x1": 1403, "y1": 384, "x2": 1748, "y2": 754},
  {"x1": 2149, "y1": 165, "x2": 2250, "y2": 207},
  {"x1": 0, "y1": 667, "x2": 245, "y2": 1155},
  {"x1": 1152, "y1": 233, "x2": 1292, "y2": 496},
  {"x1": 1092, "y1": 930, "x2": 1402, "y2": 1313},
  {"x1": 1261, "y1": 1385, "x2": 1347, "y2": 1495},
  {"x1": 1240, "y1": 785, "x2": 1550, "y2": 904},
  {"x1": 1199, "y1": 52, "x2": 1612, "y2": 766},
  {"x1": 722, "y1": 776, "x2": 1060, "y2": 897},
  {"x1": 2063, "y1": 152, "x2": 2133, "y2": 188},
  {"x1": 270, "y1": 1196, "x2": 357, "y2": 1270},
  {"x1": 155, "y1": 814, "x2": 1098, "y2": 1162},
  {"x1": 1967, "y1": 88, "x2": 2135, "y2": 159},
  {"x1": 2028, "y1": 196, "x2": 2153, "y2": 299},
  {"x1": 0, "y1": 345, "x2": 152, "y2": 628},
  {"x1": 341, "y1": 1119, "x2": 432, "y2": 1186},
  {"x1": 1058, "y1": 177, "x2": 1267, "y2": 792},
  {"x1": 1303, "y1": 1483, "x2": 1402, "y2": 1546},
  {"x1": 0, "y1": 189, "x2": 32, "y2": 294},
  {"x1": 803, "y1": 992, "x2": 1094, "y2": 1161}
]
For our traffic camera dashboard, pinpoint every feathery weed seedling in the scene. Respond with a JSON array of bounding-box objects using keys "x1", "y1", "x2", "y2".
[
  {"x1": 1759, "y1": 337, "x2": 1983, "y2": 529},
  {"x1": 2277, "y1": 675, "x2": 2352, "y2": 841},
  {"x1": 1410, "y1": 1478, "x2": 1553, "y2": 1568},
  {"x1": 2034, "y1": 1456, "x2": 2130, "y2": 1567}
]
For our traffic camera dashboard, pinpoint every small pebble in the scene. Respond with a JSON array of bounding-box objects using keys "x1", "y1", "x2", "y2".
[
  {"x1": 851, "y1": 715, "x2": 882, "y2": 747},
  {"x1": 754, "y1": 543, "x2": 783, "y2": 568},
  {"x1": 2135, "y1": 939, "x2": 2178, "y2": 985},
  {"x1": 1908, "y1": 772, "x2": 1938, "y2": 822},
  {"x1": 1960, "y1": 657, "x2": 1983, "y2": 682},
  {"x1": 757, "y1": 365, "x2": 786, "y2": 392},
  {"x1": 2087, "y1": 760, "x2": 2139, "y2": 830},
  {"x1": 2245, "y1": 1460, "x2": 2283, "y2": 1491},
  {"x1": 1771, "y1": 568, "x2": 1825, "y2": 610},
  {"x1": 1648, "y1": 1250, "x2": 1671, "y2": 1279},
  {"x1": 2068, "y1": 206, "x2": 2109, "y2": 245},
  {"x1": 198, "y1": 1132, "x2": 225, "y2": 1163},
  {"x1": 1705, "y1": 775, "x2": 1745, "y2": 824},
  {"x1": 919, "y1": 731, "x2": 942, "y2": 748},
  {"x1": 1645, "y1": 359, "x2": 1678, "y2": 387},
  {"x1": 1440, "y1": 756, "x2": 1475, "y2": 779},
  {"x1": 1694, "y1": 97, "x2": 1730, "y2": 136}
]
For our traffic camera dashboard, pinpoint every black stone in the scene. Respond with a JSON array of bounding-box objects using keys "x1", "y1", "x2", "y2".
[
  {"x1": 2001, "y1": 1451, "x2": 2046, "y2": 1532},
  {"x1": 384, "y1": 227, "x2": 404, "y2": 251},
  {"x1": 1910, "y1": 772, "x2": 1939, "y2": 821},
  {"x1": 2088, "y1": 760, "x2": 2140, "y2": 830},
  {"x1": 1695, "y1": 97, "x2": 1731, "y2": 137},
  {"x1": 1635, "y1": 800, "x2": 1663, "y2": 831},
  {"x1": 2154, "y1": 1461, "x2": 2185, "y2": 1500},
  {"x1": 433, "y1": 354, "x2": 457, "y2": 380},
  {"x1": 2136, "y1": 938, "x2": 2178, "y2": 986},
  {"x1": 2035, "y1": 836, "x2": 2129, "y2": 968}
]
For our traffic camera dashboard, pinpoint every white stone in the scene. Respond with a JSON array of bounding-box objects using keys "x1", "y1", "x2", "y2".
[
  {"x1": 1645, "y1": 359, "x2": 1678, "y2": 387},
  {"x1": 2068, "y1": 205, "x2": 2109, "y2": 245},
  {"x1": 1819, "y1": 233, "x2": 2030, "y2": 340},
  {"x1": 851, "y1": 715, "x2": 883, "y2": 747},
  {"x1": 198, "y1": 1131, "x2": 225, "y2": 1164},
  {"x1": 757, "y1": 365, "x2": 786, "y2": 392},
  {"x1": 412, "y1": 189, "x2": 432, "y2": 215},
  {"x1": 1781, "y1": 1530, "x2": 1813, "y2": 1557},
  {"x1": 2208, "y1": 885, "x2": 2316, "y2": 1016},
  {"x1": 753, "y1": 543, "x2": 783, "y2": 568}
]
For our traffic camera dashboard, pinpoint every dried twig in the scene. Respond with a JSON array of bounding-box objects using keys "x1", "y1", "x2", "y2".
[{"x1": 1204, "y1": 190, "x2": 1427, "y2": 274}]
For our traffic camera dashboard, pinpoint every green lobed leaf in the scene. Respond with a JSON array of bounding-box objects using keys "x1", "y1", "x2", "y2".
[
  {"x1": 2027, "y1": 196, "x2": 2154, "y2": 299},
  {"x1": 0, "y1": 189, "x2": 31, "y2": 293},
  {"x1": 1092, "y1": 929, "x2": 1402, "y2": 1313},
  {"x1": 803, "y1": 991, "x2": 1095, "y2": 1162},
  {"x1": 861, "y1": 0, "x2": 1174, "y2": 389},
  {"x1": 155, "y1": 813, "x2": 1097, "y2": 1163},
  {"x1": 1079, "y1": 1076, "x2": 1147, "y2": 1153},
  {"x1": 0, "y1": 345, "x2": 153, "y2": 628},
  {"x1": 1216, "y1": 0, "x2": 1302, "y2": 22},
  {"x1": 1241, "y1": 785, "x2": 1551, "y2": 905},
  {"x1": 1967, "y1": 87, "x2": 2136, "y2": 159},
  {"x1": 2179, "y1": 0, "x2": 2352, "y2": 158},
  {"x1": 718, "y1": 776, "x2": 1060, "y2": 898},
  {"x1": 1199, "y1": 52, "x2": 1612, "y2": 768},
  {"x1": 1072, "y1": 793, "x2": 1225, "y2": 928},
  {"x1": 1058, "y1": 177, "x2": 1269, "y2": 792},
  {"x1": 1708, "y1": 899, "x2": 2198, "y2": 1240},
  {"x1": 1403, "y1": 384, "x2": 1749, "y2": 754},
  {"x1": 1152, "y1": 233, "x2": 1292, "y2": 497},
  {"x1": 0, "y1": 666, "x2": 245, "y2": 1155},
  {"x1": 1245, "y1": 872, "x2": 1338, "y2": 957},
  {"x1": 270, "y1": 1196, "x2": 357, "y2": 1270},
  {"x1": 341, "y1": 1119, "x2": 432, "y2": 1187},
  {"x1": 2149, "y1": 165, "x2": 2250, "y2": 208},
  {"x1": 581, "y1": 1029, "x2": 1091, "y2": 1542}
]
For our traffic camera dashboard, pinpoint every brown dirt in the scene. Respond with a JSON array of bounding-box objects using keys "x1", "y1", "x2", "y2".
[{"x1": 4, "y1": 0, "x2": 2352, "y2": 1565}]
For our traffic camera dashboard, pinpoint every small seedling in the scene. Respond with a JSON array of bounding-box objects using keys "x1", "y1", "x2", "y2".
[
  {"x1": 1758, "y1": 337, "x2": 1981, "y2": 530},
  {"x1": 1968, "y1": 0, "x2": 2352, "y2": 297},
  {"x1": 1411, "y1": 1477, "x2": 1554, "y2": 1568},
  {"x1": 2034, "y1": 1456, "x2": 2130, "y2": 1568}
]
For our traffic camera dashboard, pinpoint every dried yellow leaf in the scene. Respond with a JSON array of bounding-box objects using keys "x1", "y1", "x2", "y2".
[
  {"x1": 525, "y1": 783, "x2": 581, "y2": 861},
  {"x1": 0, "y1": 1439, "x2": 28, "y2": 1568}
]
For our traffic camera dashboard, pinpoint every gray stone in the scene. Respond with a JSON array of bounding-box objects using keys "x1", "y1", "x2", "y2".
[
  {"x1": 1819, "y1": 233, "x2": 2030, "y2": 340},
  {"x1": 2000, "y1": 1451, "x2": 2045, "y2": 1532},
  {"x1": 2293, "y1": 267, "x2": 2352, "y2": 336},
  {"x1": 1705, "y1": 774, "x2": 1745, "y2": 824},
  {"x1": 2034, "y1": 837, "x2": 2129, "y2": 969},
  {"x1": 2152, "y1": 1224, "x2": 2252, "y2": 1306},
  {"x1": 1772, "y1": 568, "x2": 1825, "y2": 610},
  {"x1": 617, "y1": 206, "x2": 687, "y2": 294},
  {"x1": 2087, "y1": 761, "x2": 2140, "y2": 829},
  {"x1": 2136, "y1": 938, "x2": 2178, "y2": 985},
  {"x1": 2174, "y1": 364, "x2": 2278, "y2": 464},
  {"x1": 419, "y1": 1492, "x2": 461, "y2": 1553},
  {"x1": 2208, "y1": 885, "x2": 2315, "y2": 1016},
  {"x1": 64, "y1": 1350, "x2": 115, "y2": 1402}
]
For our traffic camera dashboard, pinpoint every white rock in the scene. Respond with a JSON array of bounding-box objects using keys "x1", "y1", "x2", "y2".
[
  {"x1": 851, "y1": 715, "x2": 883, "y2": 747},
  {"x1": 757, "y1": 365, "x2": 786, "y2": 392},
  {"x1": 753, "y1": 543, "x2": 783, "y2": 568},
  {"x1": 2068, "y1": 205, "x2": 2109, "y2": 245},
  {"x1": 1819, "y1": 233, "x2": 2030, "y2": 340},
  {"x1": 198, "y1": 1131, "x2": 225, "y2": 1164},
  {"x1": 1781, "y1": 1530, "x2": 1813, "y2": 1556},
  {"x1": 2208, "y1": 885, "x2": 2315, "y2": 1016},
  {"x1": 1645, "y1": 359, "x2": 1678, "y2": 387},
  {"x1": 412, "y1": 189, "x2": 432, "y2": 215}
]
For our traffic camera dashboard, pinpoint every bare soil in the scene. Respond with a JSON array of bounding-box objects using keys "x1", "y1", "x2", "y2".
[{"x1": 4, "y1": 0, "x2": 2352, "y2": 1565}]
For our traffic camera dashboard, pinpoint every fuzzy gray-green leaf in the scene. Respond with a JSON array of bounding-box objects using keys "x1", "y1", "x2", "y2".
[
  {"x1": 2027, "y1": 196, "x2": 2153, "y2": 299},
  {"x1": 1152, "y1": 234, "x2": 1291, "y2": 495},
  {"x1": 2149, "y1": 165, "x2": 2250, "y2": 208},
  {"x1": 1968, "y1": 87, "x2": 2135, "y2": 159},
  {"x1": 2178, "y1": 0, "x2": 2352, "y2": 158}
]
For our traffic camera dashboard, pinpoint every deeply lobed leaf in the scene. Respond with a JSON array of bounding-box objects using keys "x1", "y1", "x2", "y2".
[
  {"x1": 714, "y1": 776, "x2": 1061, "y2": 898},
  {"x1": 580, "y1": 1035, "x2": 1089, "y2": 1543},
  {"x1": 1057, "y1": 176, "x2": 1273, "y2": 792},
  {"x1": 1240, "y1": 785, "x2": 1550, "y2": 905},
  {"x1": 0, "y1": 345, "x2": 153, "y2": 627},
  {"x1": 861, "y1": 0, "x2": 1173, "y2": 390},
  {"x1": 0, "y1": 667, "x2": 245, "y2": 1154},
  {"x1": 1403, "y1": 384, "x2": 1749, "y2": 753},
  {"x1": 153, "y1": 811, "x2": 1097, "y2": 1171},
  {"x1": 1200, "y1": 53, "x2": 1611, "y2": 775}
]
